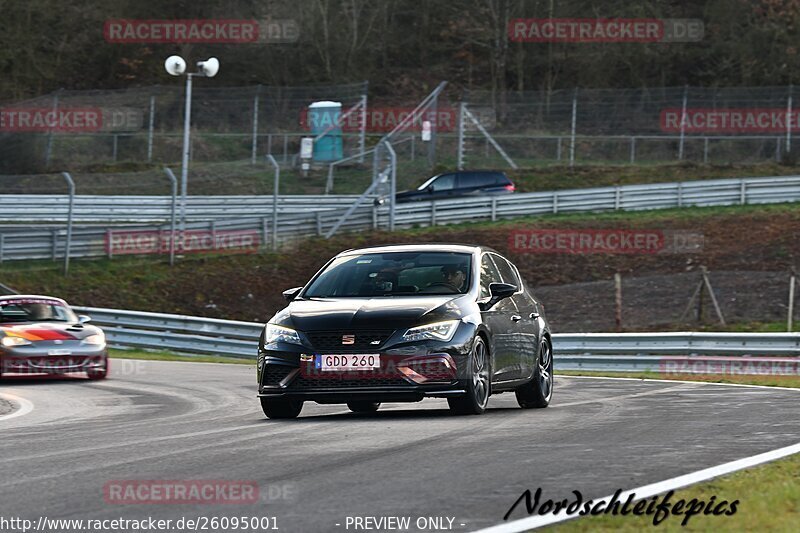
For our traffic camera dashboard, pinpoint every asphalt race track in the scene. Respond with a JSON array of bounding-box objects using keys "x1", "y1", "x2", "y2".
[{"x1": 1, "y1": 360, "x2": 799, "y2": 532}]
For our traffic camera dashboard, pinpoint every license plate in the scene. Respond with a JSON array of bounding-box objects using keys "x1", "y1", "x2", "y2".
[
  {"x1": 48, "y1": 349, "x2": 72, "y2": 356},
  {"x1": 317, "y1": 354, "x2": 380, "y2": 371}
]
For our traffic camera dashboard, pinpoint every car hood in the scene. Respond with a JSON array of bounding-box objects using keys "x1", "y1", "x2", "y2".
[
  {"x1": 0, "y1": 322, "x2": 99, "y2": 342},
  {"x1": 278, "y1": 295, "x2": 465, "y2": 331}
]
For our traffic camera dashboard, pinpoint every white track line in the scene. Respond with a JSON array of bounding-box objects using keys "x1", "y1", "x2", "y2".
[
  {"x1": 0, "y1": 392, "x2": 34, "y2": 422},
  {"x1": 475, "y1": 375, "x2": 800, "y2": 532}
]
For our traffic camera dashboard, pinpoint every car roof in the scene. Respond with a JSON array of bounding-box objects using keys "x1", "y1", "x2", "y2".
[
  {"x1": 0, "y1": 294, "x2": 69, "y2": 305},
  {"x1": 337, "y1": 243, "x2": 499, "y2": 256}
]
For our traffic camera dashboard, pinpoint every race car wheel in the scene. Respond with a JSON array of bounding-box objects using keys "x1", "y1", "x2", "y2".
[
  {"x1": 260, "y1": 397, "x2": 303, "y2": 419},
  {"x1": 448, "y1": 336, "x2": 490, "y2": 415},
  {"x1": 86, "y1": 357, "x2": 109, "y2": 380}
]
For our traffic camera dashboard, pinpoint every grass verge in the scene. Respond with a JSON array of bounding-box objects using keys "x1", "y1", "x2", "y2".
[
  {"x1": 109, "y1": 348, "x2": 252, "y2": 365},
  {"x1": 546, "y1": 371, "x2": 800, "y2": 532}
]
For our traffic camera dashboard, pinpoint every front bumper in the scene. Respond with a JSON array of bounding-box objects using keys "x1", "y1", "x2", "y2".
[
  {"x1": 257, "y1": 328, "x2": 475, "y2": 403},
  {"x1": 1, "y1": 345, "x2": 108, "y2": 375}
]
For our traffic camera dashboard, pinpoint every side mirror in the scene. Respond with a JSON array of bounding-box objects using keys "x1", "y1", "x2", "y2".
[
  {"x1": 479, "y1": 282, "x2": 517, "y2": 310},
  {"x1": 282, "y1": 287, "x2": 303, "y2": 302},
  {"x1": 77, "y1": 315, "x2": 92, "y2": 324}
]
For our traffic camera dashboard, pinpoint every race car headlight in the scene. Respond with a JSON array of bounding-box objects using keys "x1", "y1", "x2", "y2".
[
  {"x1": 1, "y1": 336, "x2": 32, "y2": 347},
  {"x1": 402, "y1": 320, "x2": 460, "y2": 343},
  {"x1": 81, "y1": 333, "x2": 105, "y2": 346},
  {"x1": 265, "y1": 324, "x2": 302, "y2": 346}
]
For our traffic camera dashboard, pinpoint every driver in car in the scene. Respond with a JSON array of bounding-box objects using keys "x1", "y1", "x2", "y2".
[
  {"x1": 439, "y1": 264, "x2": 467, "y2": 292},
  {"x1": 21, "y1": 302, "x2": 54, "y2": 321}
]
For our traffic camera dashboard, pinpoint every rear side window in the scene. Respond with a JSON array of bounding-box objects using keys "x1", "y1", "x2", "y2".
[{"x1": 458, "y1": 172, "x2": 507, "y2": 188}]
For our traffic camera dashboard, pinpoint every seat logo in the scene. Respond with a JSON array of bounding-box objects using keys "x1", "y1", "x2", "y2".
[{"x1": 342, "y1": 334, "x2": 355, "y2": 345}]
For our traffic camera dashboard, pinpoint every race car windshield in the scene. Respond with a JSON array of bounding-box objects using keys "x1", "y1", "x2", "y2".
[
  {"x1": 0, "y1": 300, "x2": 78, "y2": 323},
  {"x1": 303, "y1": 252, "x2": 472, "y2": 297}
]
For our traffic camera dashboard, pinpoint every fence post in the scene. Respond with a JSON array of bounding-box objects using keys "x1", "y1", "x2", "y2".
[
  {"x1": 107, "y1": 229, "x2": 113, "y2": 259},
  {"x1": 282, "y1": 134, "x2": 288, "y2": 164},
  {"x1": 44, "y1": 90, "x2": 60, "y2": 166},
  {"x1": 316, "y1": 211, "x2": 323, "y2": 236},
  {"x1": 614, "y1": 272, "x2": 622, "y2": 331},
  {"x1": 250, "y1": 88, "x2": 260, "y2": 165},
  {"x1": 776, "y1": 137, "x2": 782, "y2": 161},
  {"x1": 788, "y1": 273, "x2": 796, "y2": 332},
  {"x1": 52, "y1": 229, "x2": 58, "y2": 261},
  {"x1": 262, "y1": 217, "x2": 269, "y2": 251},
  {"x1": 61, "y1": 172, "x2": 75, "y2": 275},
  {"x1": 786, "y1": 84, "x2": 793, "y2": 154},
  {"x1": 457, "y1": 102, "x2": 466, "y2": 170},
  {"x1": 556, "y1": 137, "x2": 562, "y2": 161},
  {"x1": 112, "y1": 134, "x2": 118, "y2": 161},
  {"x1": 678, "y1": 85, "x2": 688, "y2": 160},
  {"x1": 0, "y1": 234, "x2": 4, "y2": 264},
  {"x1": 147, "y1": 95, "x2": 156, "y2": 162},
  {"x1": 358, "y1": 92, "x2": 368, "y2": 163},
  {"x1": 265, "y1": 155, "x2": 280, "y2": 251},
  {"x1": 629, "y1": 137, "x2": 636, "y2": 164},
  {"x1": 703, "y1": 137, "x2": 709, "y2": 163},
  {"x1": 569, "y1": 89, "x2": 577, "y2": 168}
]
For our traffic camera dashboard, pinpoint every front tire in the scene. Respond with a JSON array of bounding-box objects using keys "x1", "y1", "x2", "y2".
[
  {"x1": 260, "y1": 397, "x2": 303, "y2": 419},
  {"x1": 347, "y1": 401, "x2": 380, "y2": 413},
  {"x1": 86, "y1": 357, "x2": 108, "y2": 380},
  {"x1": 448, "y1": 336, "x2": 490, "y2": 415},
  {"x1": 516, "y1": 337, "x2": 553, "y2": 408}
]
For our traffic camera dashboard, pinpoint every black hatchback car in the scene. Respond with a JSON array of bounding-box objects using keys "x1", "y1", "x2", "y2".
[
  {"x1": 257, "y1": 244, "x2": 552, "y2": 419},
  {"x1": 389, "y1": 170, "x2": 515, "y2": 203}
]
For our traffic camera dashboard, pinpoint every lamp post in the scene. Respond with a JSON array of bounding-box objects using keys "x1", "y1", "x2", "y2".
[{"x1": 164, "y1": 55, "x2": 220, "y2": 230}]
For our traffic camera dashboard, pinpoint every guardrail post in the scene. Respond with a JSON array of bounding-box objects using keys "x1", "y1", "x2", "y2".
[
  {"x1": 51, "y1": 229, "x2": 58, "y2": 261},
  {"x1": 61, "y1": 172, "x2": 75, "y2": 274},
  {"x1": 677, "y1": 182, "x2": 683, "y2": 207},
  {"x1": 261, "y1": 217, "x2": 269, "y2": 251},
  {"x1": 553, "y1": 192, "x2": 558, "y2": 214},
  {"x1": 614, "y1": 187, "x2": 621, "y2": 210},
  {"x1": 491, "y1": 198, "x2": 497, "y2": 222},
  {"x1": 740, "y1": 181, "x2": 747, "y2": 205},
  {"x1": 0, "y1": 234, "x2": 4, "y2": 264},
  {"x1": 210, "y1": 220, "x2": 217, "y2": 249},
  {"x1": 316, "y1": 212, "x2": 322, "y2": 236},
  {"x1": 107, "y1": 229, "x2": 113, "y2": 259},
  {"x1": 372, "y1": 206, "x2": 378, "y2": 229},
  {"x1": 431, "y1": 201, "x2": 437, "y2": 226}
]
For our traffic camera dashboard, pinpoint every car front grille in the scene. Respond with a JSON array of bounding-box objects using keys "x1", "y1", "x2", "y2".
[
  {"x1": 262, "y1": 364, "x2": 294, "y2": 386},
  {"x1": 305, "y1": 330, "x2": 395, "y2": 353}
]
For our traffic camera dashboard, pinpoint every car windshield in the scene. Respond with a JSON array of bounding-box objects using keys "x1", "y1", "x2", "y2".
[
  {"x1": 303, "y1": 252, "x2": 473, "y2": 297},
  {"x1": 0, "y1": 299, "x2": 78, "y2": 323}
]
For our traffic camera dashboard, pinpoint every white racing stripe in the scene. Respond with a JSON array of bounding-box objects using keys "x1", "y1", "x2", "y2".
[
  {"x1": 474, "y1": 375, "x2": 800, "y2": 533},
  {"x1": 0, "y1": 392, "x2": 34, "y2": 422}
]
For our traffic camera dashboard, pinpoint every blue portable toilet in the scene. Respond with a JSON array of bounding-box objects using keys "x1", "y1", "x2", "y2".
[{"x1": 308, "y1": 101, "x2": 343, "y2": 161}]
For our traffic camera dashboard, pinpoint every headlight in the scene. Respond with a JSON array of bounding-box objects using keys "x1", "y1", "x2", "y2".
[
  {"x1": 265, "y1": 324, "x2": 302, "y2": 346},
  {"x1": 82, "y1": 333, "x2": 105, "y2": 346},
  {"x1": 1, "y1": 336, "x2": 32, "y2": 347},
  {"x1": 402, "y1": 320, "x2": 460, "y2": 343}
]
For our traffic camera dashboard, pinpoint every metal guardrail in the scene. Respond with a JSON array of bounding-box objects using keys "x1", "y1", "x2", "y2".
[
  {"x1": 74, "y1": 306, "x2": 800, "y2": 375},
  {"x1": 2, "y1": 175, "x2": 800, "y2": 264}
]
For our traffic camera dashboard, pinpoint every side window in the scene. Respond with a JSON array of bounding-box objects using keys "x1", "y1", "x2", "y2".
[
  {"x1": 457, "y1": 172, "x2": 482, "y2": 189},
  {"x1": 432, "y1": 174, "x2": 455, "y2": 191},
  {"x1": 479, "y1": 254, "x2": 502, "y2": 298},
  {"x1": 492, "y1": 254, "x2": 521, "y2": 289}
]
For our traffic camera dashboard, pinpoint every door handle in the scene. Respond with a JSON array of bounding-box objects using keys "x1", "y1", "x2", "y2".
[{"x1": 511, "y1": 314, "x2": 522, "y2": 322}]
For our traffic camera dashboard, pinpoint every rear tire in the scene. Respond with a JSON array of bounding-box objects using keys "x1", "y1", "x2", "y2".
[
  {"x1": 516, "y1": 337, "x2": 553, "y2": 409},
  {"x1": 448, "y1": 336, "x2": 490, "y2": 415},
  {"x1": 260, "y1": 397, "x2": 303, "y2": 419},
  {"x1": 347, "y1": 401, "x2": 380, "y2": 413}
]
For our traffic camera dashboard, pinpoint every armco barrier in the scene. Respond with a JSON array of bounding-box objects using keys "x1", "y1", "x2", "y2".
[
  {"x1": 74, "y1": 306, "x2": 800, "y2": 375},
  {"x1": 3, "y1": 175, "x2": 800, "y2": 263}
]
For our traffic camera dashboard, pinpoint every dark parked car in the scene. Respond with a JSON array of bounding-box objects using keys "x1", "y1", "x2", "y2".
[
  {"x1": 257, "y1": 244, "x2": 552, "y2": 419},
  {"x1": 0, "y1": 295, "x2": 108, "y2": 379},
  {"x1": 381, "y1": 170, "x2": 515, "y2": 204}
]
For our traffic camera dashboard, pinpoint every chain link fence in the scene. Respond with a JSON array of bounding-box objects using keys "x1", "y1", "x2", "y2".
[{"x1": 537, "y1": 270, "x2": 796, "y2": 333}]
